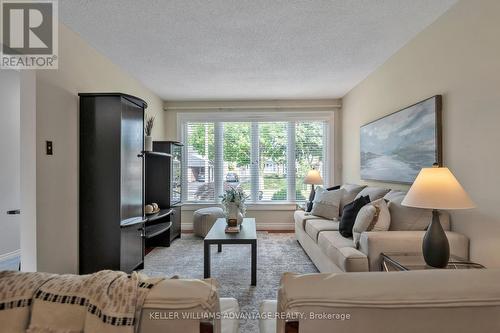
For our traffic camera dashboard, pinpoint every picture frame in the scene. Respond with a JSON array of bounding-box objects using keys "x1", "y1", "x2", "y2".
[{"x1": 360, "y1": 95, "x2": 442, "y2": 184}]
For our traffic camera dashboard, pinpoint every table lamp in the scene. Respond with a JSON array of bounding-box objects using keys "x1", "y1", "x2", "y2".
[
  {"x1": 304, "y1": 169, "x2": 323, "y2": 205},
  {"x1": 402, "y1": 165, "x2": 475, "y2": 268}
]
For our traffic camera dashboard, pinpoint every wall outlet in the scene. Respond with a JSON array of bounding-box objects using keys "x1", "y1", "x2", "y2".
[{"x1": 46, "y1": 141, "x2": 53, "y2": 155}]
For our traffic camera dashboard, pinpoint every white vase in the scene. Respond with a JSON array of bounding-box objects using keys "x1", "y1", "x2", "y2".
[
  {"x1": 144, "y1": 136, "x2": 153, "y2": 151},
  {"x1": 226, "y1": 203, "x2": 244, "y2": 225}
]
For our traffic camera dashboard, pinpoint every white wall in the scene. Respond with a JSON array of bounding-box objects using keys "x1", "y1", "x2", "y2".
[
  {"x1": 341, "y1": 0, "x2": 500, "y2": 267},
  {"x1": 0, "y1": 70, "x2": 20, "y2": 257},
  {"x1": 35, "y1": 23, "x2": 165, "y2": 274},
  {"x1": 20, "y1": 71, "x2": 37, "y2": 272}
]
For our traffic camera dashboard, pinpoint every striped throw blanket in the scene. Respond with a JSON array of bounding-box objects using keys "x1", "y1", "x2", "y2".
[{"x1": 0, "y1": 270, "x2": 164, "y2": 333}]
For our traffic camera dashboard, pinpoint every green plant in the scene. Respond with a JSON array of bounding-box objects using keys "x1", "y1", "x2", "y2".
[
  {"x1": 271, "y1": 189, "x2": 306, "y2": 201},
  {"x1": 145, "y1": 114, "x2": 155, "y2": 136},
  {"x1": 220, "y1": 187, "x2": 250, "y2": 216}
]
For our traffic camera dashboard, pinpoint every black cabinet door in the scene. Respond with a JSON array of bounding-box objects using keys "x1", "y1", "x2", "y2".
[
  {"x1": 120, "y1": 98, "x2": 144, "y2": 222},
  {"x1": 170, "y1": 206, "x2": 182, "y2": 241},
  {"x1": 120, "y1": 223, "x2": 144, "y2": 272}
]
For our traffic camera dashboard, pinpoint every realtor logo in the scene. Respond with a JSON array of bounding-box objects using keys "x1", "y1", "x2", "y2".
[{"x1": 1, "y1": 0, "x2": 58, "y2": 69}]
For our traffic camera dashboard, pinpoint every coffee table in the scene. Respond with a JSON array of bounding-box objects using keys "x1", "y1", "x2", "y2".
[
  {"x1": 204, "y1": 218, "x2": 257, "y2": 286},
  {"x1": 381, "y1": 252, "x2": 485, "y2": 271}
]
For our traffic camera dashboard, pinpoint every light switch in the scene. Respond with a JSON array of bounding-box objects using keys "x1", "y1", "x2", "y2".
[{"x1": 46, "y1": 141, "x2": 53, "y2": 155}]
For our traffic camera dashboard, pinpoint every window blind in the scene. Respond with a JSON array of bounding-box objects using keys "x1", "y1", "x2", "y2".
[{"x1": 183, "y1": 119, "x2": 328, "y2": 203}]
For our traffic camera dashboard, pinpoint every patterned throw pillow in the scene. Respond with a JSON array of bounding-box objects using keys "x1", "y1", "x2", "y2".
[{"x1": 352, "y1": 198, "x2": 391, "y2": 247}]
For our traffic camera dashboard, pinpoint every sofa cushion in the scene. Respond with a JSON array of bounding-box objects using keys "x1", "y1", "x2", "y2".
[
  {"x1": 305, "y1": 219, "x2": 340, "y2": 242},
  {"x1": 339, "y1": 196, "x2": 370, "y2": 238},
  {"x1": 355, "y1": 186, "x2": 391, "y2": 201},
  {"x1": 340, "y1": 184, "x2": 367, "y2": 213},
  {"x1": 387, "y1": 191, "x2": 450, "y2": 231},
  {"x1": 317, "y1": 231, "x2": 368, "y2": 272},
  {"x1": 311, "y1": 187, "x2": 344, "y2": 219},
  {"x1": 293, "y1": 210, "x2": 324, "y2": 231},
  {"x1": 318, "y1": 231, "x2": 355, "y2": 253}
]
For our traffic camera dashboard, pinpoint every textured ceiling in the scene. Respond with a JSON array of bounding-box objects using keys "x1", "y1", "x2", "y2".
[{"x1": 60, "y1": 0, "x2": 457, "y2": 100}]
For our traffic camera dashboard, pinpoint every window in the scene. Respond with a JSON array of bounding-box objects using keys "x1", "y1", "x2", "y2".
[
  {"x1": 185, "y1": 122, "x2": 215, "y2": 201},
  {"x1": 182, "y1": 113, "x2": 331, "y2": 203}
]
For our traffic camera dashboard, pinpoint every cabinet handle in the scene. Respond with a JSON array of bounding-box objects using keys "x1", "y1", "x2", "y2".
[{"x1": 137, "y1": 153, "x2": 144, "y2": 158}]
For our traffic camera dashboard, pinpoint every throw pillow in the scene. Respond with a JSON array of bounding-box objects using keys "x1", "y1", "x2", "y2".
[
  {"x1": 355, "y1": 186, "x2": 391, "y2": 201},
  {"x1": 310, "y1": 187, "x2": 344, "y2": 220},
  {"x1": 352, "y1": 198, "x2": 391, "y2": 247},
  {"x1": 339, "y1": 195, "x2": 370, "y2": 238},
  {"x1": 352, "y1": 204, "x2": 376, "y2": 247},
  {"x1": 339, "y1": 184, "x2": 367, "y2": 216},
  {"x1": 305, "y1": 185, "x2": 341, "y2": 212},
  {"x1": 369, "y1": 198, "x2": 391, "y2": 231}
]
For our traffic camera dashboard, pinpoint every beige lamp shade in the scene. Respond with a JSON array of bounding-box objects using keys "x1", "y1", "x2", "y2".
[
  {"x1": 402, "y1": 167, "x2": 475, "y2": 210},
  {"x1": 303, "y1": 169, "x2": 323, "y2": 185}
]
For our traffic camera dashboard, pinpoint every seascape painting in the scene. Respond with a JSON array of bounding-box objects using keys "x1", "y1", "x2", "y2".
[{"x1": 360, "y1": 96, "x2": 442, "y2": 183}]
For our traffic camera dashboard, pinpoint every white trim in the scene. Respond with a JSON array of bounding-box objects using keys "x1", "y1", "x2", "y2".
[
  {"x1": 287, "y1": 122, "x2": 296, "y2": 200},
  {"x1": 0, "y1": 249, "x2": 21, "y2": 262},
  {"x1": 180, "y1": 122, "x2": 188, "y2": 202},
  {"x1": 250, "y1": 122, "x2": 260, "y2": 201},
  {"x1": 214, "y1": 122, "x2": 224, "y2": 199},
  {"x1": 165, "y1": 99, "x2": 341, "y2": 111},
  {"x1": 177, "y1": 110, "x2": 335, "y2": 123},
  {"x1": 179, "y1": 110, "x2": 334, "y2": 204}
]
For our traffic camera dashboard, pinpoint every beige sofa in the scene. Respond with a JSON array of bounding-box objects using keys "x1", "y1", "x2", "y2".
[
  {"x1": 295, "y1": 185, "x2": 469, "y2": 272},
  {"x1": 139, "y1": 277, "x2": 239, "y2": 333},
  {"x1": 260, "y1": 269, "x2": 500, "y2": 333}
]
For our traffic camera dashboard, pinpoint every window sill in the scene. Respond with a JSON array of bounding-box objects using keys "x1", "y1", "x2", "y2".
[{"x1": 182, "y1": 202, "x2": 300, "y2": 211}]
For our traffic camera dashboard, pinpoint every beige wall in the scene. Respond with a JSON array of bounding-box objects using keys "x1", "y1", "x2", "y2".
[
  {"x1": 35, "y1": 24, "x2": 165, "y2": 274},
  {"x1": 341, "y1": 0, "x2": 500, "y2": 267}
]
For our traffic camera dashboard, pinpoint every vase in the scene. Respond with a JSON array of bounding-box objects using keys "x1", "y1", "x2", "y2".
[
  {"x1": 144, "y1": 136, "x2": 153, "y2": 151},
  {"x1": 225, "y1": 203, "x2": 243, "y2": 226}
]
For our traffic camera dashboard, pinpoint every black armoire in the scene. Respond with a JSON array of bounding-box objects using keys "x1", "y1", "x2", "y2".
[{"x1": 79, "y1": 93, "x2": 146, "y2": 274}]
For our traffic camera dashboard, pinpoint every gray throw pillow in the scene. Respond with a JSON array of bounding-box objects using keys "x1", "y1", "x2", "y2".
[
  {"x1": 339, "y1": 184, "x2": 367, "y2": 214},
  {"x1": 355, "y1": 186, "x2": 391, "y2": 201},
  {"x1": 311, "y1": 187, "x2": 344, "y2": 220}
]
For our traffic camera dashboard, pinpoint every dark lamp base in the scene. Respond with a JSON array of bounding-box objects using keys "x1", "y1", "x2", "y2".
[{"x1": 422, "y1": 210, "x2": 450, "y2": 268}]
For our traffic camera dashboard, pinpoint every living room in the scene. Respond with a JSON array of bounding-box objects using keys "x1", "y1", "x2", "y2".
[{"x1": 1, "y1": 0, "x2": 500, "y2": 332}]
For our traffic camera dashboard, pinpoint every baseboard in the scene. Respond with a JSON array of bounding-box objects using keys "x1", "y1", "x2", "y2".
[
  {"x1": 0, "y1": 249, "x2": 21, "y2": 262},
  {"x1": 181, "y1": 222, "x2": 294, "y2": 231}
]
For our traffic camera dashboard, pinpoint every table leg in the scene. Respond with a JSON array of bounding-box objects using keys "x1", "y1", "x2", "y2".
[
  {"x1": 204, "y1": 241, "x2": 210, "y2": 278},
  {"x1": 251, "y1": 240, "x2": 257, "y2": 286},
  {"x1": 218, "y1": 243, "x2": 222, "y2": 252}
]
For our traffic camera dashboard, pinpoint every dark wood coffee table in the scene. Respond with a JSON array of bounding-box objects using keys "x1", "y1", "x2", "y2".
[{"x1": 204, "y1": 218, "x2": 257, "y2": 286}]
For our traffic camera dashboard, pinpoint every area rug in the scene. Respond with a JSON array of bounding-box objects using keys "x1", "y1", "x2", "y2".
[{"x1": 141, "y1": 232, "x2": 318, "y2": 333}]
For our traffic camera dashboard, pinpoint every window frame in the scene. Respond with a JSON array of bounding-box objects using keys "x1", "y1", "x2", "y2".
[{"x1": 178, "y1": 110, "x2": 335, "y2": 204}]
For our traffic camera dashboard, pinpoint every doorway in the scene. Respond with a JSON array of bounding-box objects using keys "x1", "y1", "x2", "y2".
[{"x1": 0, "y1": 69, "x2": 21, "y2": 270}]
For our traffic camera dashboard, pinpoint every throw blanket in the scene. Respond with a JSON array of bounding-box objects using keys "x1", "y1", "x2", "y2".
[{"x1": 0, "y1": 270, "x2": 164, "y2": 333}]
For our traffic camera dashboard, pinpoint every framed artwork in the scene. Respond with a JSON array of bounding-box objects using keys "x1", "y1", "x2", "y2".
[{"x1": 360, "y1": 95, "x2": 442, "y2": 184}]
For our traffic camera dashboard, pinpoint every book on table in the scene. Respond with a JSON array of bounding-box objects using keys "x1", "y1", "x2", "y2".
[{"x1": 225, "y1": 225, "x2": 240, "y2": 233}]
